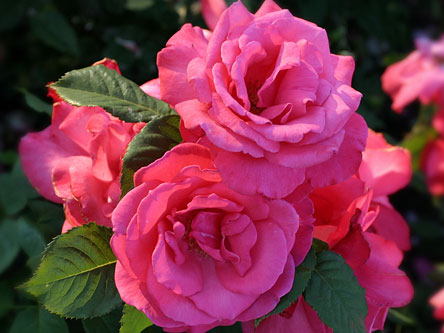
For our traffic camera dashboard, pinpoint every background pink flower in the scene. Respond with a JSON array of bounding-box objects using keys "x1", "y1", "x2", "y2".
[
  {"x1": 382, "y1": 35, "x2": 444, "y2": 113},
  {"x1": 19, "y1": 60, "x2": 144, "y2": 231},
  {"x1": 430, "y1": 288, "x2": 444, "y2": 332},
  {"x1": 151, "y1": 0, "x2": 367, "y2": 199},
  {"x1": 111, "y1": 143, "x2": 311, "y2": 332}
]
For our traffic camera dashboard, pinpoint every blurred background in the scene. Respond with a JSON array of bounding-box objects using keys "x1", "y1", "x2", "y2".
[{"x1": 1, "y1": 0, "x2": 444, "y2": 331}]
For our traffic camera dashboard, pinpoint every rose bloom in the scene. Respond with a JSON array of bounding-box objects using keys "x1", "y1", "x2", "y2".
[
  {"x1": 111, "y1": 142, "x2": 313, "y2": 332},
  {"x1": 420, "y1": 109, "x2": 444, "y2": 196},
  {"x1": 243, "y1": 130, "x2": 413, "y2": 332},
  {"x1": 19, "y1": 59, "x2": 144, "y2": 232},
  {"x1": 143, "y1": 0, "x2": 367, "y2": 199},
  {"x1": 430, "y1": 288, "x2": 444, "y2": 333},
  {"x1": 382, "y1": 35, "x2": 444, "y2": 113}
]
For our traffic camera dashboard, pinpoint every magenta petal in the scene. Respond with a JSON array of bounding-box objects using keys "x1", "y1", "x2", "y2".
[
  {"x1": 19, "y1": 124, "x2": 85, "y2": 203},
  {"x1": 115, "y1": 262, "x2": 184, "y2": 329},
  {"x1": 146, "y1": 264, "x2": 217, "y2": 326},
  {"x1": 267, "y1": 200, "x2": 299, "y2": 253},
  {"x1": 158, "y1": 24, "x2": 208, "y2": 106},
  {"x1": 152, "y1": 233, "x2": 203, "y2": 296},
  {"x1": 223, "y1": 218, "x2": 257, "y2": 276},
  {"x1": 216, "y1": 222, "x2": 288, "y2": 295},
  {"x1": 134, "y1": 143, "x2": 215, "y2": 186},
  {"x1": 112, "y1": 183, "x2": 151, "y2": 234},
  {"x1": 209, "y1": 143, "x2": 305, "y2": 198},
  {"x1": 200, "y1": 0, "x2": 227, "y2": 30},
  {"x1": 266, "y1": 129, "x2": 344, "y2": 169},
  {"x1": 371, "y1": 203, "x2": 411, "y2": 251},
  {"x1": 140, "y1": 78, "x2": 161, "y2": 99},
  {"x1": 255, "y1": 0, "x2": 282, "y2": 17},
  {"x1": 237, "y1": 255, "x2": 295, "y2": 322},
  {"x1": 307, "y1": 113, "x2": 367, "y2": 187},
  {"x1": 355, "y1": 233, "x2": 414, "y2": 307},
  {"x1": 189, "y1": 260, "x2": 257, "y2": 320}
]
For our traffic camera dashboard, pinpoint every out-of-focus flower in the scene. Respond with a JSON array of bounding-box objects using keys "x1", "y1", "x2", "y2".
[
  {"x1": 430, "y1": 288, "x2": 444, "y2": 333},
  {"x1": 382, "y1": 35, "x2": 444, "y2": 112}
]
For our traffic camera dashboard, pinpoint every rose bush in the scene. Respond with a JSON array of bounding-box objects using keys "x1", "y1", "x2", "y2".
[
  {"x1": 147, "y1": 0, "x2": 367, "y2": 199},
  {"x1": 243, "y1": 130, "x2": 413, "y2": 332},
  {"x1": 19, "y1": 60, "x2": 144, "y2": 231},
  {"x1": 111, "y1": 142, "x2": 312, "y2": 332},
  {"x1": 382, "y1": 35, "x2": 444, "y2": 113}
]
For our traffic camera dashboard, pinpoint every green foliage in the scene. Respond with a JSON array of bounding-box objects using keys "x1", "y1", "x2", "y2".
[
  {"x1": 402, "y1": 105, "x2": 439, "y2": 171},
  {"x1": 0, "y1": 219, "x2": 20, "y2": 274},
  {"x1": 0, "y1": 0, "x2": 25, "y2": 32},
  {"x1": 304, "y1": 251, "x2": 368, "y2": 333},
  {"x1": 121, "y1": 114, "x2": 182, "y2": 196},
  {"x1": 22, "y1": 224, "x2": 122, "y2": 319},
  {"x1": 0, "y1": 162, "x2": 39, "y2": 216},
  {"x1": 83, "y1": 306, "x2": 123, "y2": 333},
  {"x1": 126, "y1": 0, "x2": 155, "y2": 11},
  {"x1": 18, "y1": 88, "x2": 52, "y2": 116},
  {"x1": 10, "y1": 307, "x2": 69, "y2": 333},
  {"x1": 120, "y1": 304, "x2": 153, "y2": 333},
  {"x1": 50, "y1": 65, "x2": 175, "y2": 123},
  {"x1": 255, "y1": 248, "x2": 316, "y2": 326},
  {"x1": 30, "y1": 10, "x2": 79, "y2": 56}
]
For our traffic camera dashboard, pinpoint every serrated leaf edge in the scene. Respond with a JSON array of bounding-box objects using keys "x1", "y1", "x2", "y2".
[{"x1": 20, "y1": 223, "x2": 122, "y2": 320}]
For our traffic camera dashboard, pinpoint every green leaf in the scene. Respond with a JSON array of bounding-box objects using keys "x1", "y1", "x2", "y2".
[
  {"x1": 0, "y1": 280, "x2": 14, "y2": 317},
  {"x1": 83, "y1": 306, "x2": 123, "y2": 333},
  {"x1": 0, "y1": 161, "x2": 39, "y2": 215},
  {"x1": 0, "y1": 219, "x2": 20, "y2": 274},
  {"x1": 120, "y1": 304, "x2": 153, "y2": 333},
  {"x1": 255, "y1": 248, "x2": 317, "y2": 327},
  {"x1": 22, "y1": 224, "x2": 122, "y2": 319},
  {"x1": 30, "y1": 10, "x2": 79, "y2": 56},
  {"x1": 126, "y1": 0, "x2": 155, "y2": 11},
  {"x1": 121, "y1": 114, "x2": 182, "y2": 197},
  {"x1": 50, "y1": 65, "x2": 175, "y2": 123},
  {"x1": 312, "y1": 238, "x2": 329, "y2": 254},
  {"x1": 10, "y1": 307, "x2": 68, "y2": 333},
  {"x1": 402, "y1": 104, "x2": 439, "y2": 171},
  {"x1": 387, "y1": 308, "x2": 415, "y2": 326},
  {"x1": 17, "y1": 218, "x2": 46, "y2": 257},
  {"x1": 18, "y1": 88, "x2": 52, "y2": 116},
  {"x1": 0, "y1": 174, "x2": 27, "y2": 215},
  {"x1": 304, "y1": 251, "x2": 367, "y2": 333}
]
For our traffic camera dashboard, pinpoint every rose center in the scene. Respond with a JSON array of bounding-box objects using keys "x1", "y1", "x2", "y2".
[{"x1": 246, "y1": 79, "x2": 265, "y2": 115}]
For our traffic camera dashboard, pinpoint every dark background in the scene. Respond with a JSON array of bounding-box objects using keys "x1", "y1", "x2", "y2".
[{"x1": 1, "y1": 0, "x2": 444, "y2": 331}]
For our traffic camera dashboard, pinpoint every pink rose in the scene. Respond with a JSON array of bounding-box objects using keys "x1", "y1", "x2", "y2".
[
  {"x1": 19, "y1": 60, "x2": 144, "y2": 231},
  {"x1": 358, "y1": 130, "x2": 412, "y2": 251},
  {"x1": 111, "y1": 143, "x2": 311, "y2": 332},
  {"x1": 382, "y1": 35, "x2": 444, "y2": 112},
  {"x1": 421, "y1": 108, "x2": 444, "y2": 196},
  {"x1": 430, "y1": 288, "x2": 444, "y2": 332},
  {"x1": 421, "y1": 138, "x2": 444, "y2": 195},
  {"x1": 152, "y1": 0, "x2": 367, "y2": 198},
  {"x1": 200, "y1": 0, "x2": 227, "y2": 30},
  {"x1": 245, "y1": 130, "x2": 413, "y2": 332}
]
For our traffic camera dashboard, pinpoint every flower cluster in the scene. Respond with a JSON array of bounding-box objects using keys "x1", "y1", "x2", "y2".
[
  {"x1": 382, "y1": 35, "x2": 444, "y2": 196},
  {"x1": 382, "y1": 33, "x2": 444, "y2": 331},
  {"x1": 19, "y1": 0, "x2": 414, "y2": 332}
]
